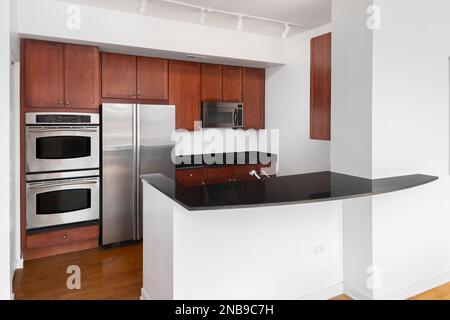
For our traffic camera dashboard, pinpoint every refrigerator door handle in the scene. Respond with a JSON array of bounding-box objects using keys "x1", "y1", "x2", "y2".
[
  {"x1": 132, "y1": 104, "x2": 138, "y2": 241},
  {"x1": 135, "y1": 105, "x2": 141, "y2": 240}
]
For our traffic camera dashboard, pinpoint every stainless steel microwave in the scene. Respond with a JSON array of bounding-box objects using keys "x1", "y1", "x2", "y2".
[{"x1": 201, "y1": 102, "x2": 244, "y2": 128}]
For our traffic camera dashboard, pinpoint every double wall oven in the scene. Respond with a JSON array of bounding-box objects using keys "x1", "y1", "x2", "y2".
[{"x1": 25, "y1": 113, "x2": 100, "y2": 231}]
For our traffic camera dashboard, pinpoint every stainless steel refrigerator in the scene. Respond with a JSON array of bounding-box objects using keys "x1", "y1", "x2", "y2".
[{"x1": 102, "y1": 104, "x2": 175, "y2": 245}]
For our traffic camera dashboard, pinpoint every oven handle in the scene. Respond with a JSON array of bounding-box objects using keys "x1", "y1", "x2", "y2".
[
  {"x1": 28, "y1": 128, "x2": 98, "y2": 133},
  {"x1": 27, "y1": 180, "x2": 98, "y2": 190}
]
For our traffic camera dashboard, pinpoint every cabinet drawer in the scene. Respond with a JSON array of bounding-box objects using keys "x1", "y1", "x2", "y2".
[
  {"x1": 176, "y1": 169, "x2": 205, "y2": 187},
  {"x1": 26, "y1": 224, "x2": 99, "y2": 249}
]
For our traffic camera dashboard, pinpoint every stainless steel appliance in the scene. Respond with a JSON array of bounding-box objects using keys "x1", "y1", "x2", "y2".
[
  {"x1": 26, "y1": 170, "x2": 100, "y2": 230},
  {"x1": 201, "y1": 102, "x2": 244, "y2": 128},
  {"x1": 25, "y1": 113, "x2": 100, "y2": 173},
  {"x1": 102, "y1": 104, "x2": 175, "y2": 245}
]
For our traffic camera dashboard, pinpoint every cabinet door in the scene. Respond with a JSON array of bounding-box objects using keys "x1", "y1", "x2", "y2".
[
  {"x1": 101, "y1": 53, "x2": 137, "y2": 99},
  {"x1": 222, "y1": 66, "x2": 242, "y2": 102},
  {"x1": 169, "y1": 60, "x2": 201, "y2": 131},
  {"x1": 233, "y1": 165, "x2": 261, "y2": 181},
  {"x1": 205, "y1": 166, "x2": 235, "y2": 185},
  {"x1": 24, "y1": 40, "x2": 64, "y2": 108},
  {"x1": 201, "y1": 64, "x2": 222, "y2": 101},
  {"x1": 137, "y1": 57, "x2": 168, "y2": 101},
  {"x1": 310, "y1": 33, "x2": 331, "y2": 141},
  {"x1": 243, "y1": 68, "x2": 265, "y2": 129},
  {"x1": 64, "y1": 44, "x2": 100, "y2": 109},
  {"x1": 176, "y1": 169, "x2": 205, "y2": 187}
]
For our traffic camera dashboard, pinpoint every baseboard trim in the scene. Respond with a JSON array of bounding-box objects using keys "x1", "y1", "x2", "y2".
[
  {"x1": 298, "y1": 282, "x2": 344, "y2": 300},
  {"x1": 140, "y1": 288, "x2": 150, "y2": 300},
  {"x1": 343, "y1": 284, "x2": 372, "y2": 300},
  {"x1": 373, "y1": 271, "x2": 450, "y2": 300},
  {"x1": 16, "y1": 258, "x2": 23, "y2": 270}
]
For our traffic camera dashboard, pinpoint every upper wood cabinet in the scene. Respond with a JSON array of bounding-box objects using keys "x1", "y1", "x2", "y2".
[
  {"x1": 24, "y1": 40, "x2": 100, "y2": 109},
  {"x1": 201, "y1": 64, "x2": 222, "y2": 101},
  {"x1": 24, "y1": 40, "x2": 65, "y2": 108},
  {"x1": 64, "y1": 44, "x2": 100, "y2": 109},
  {"x1": 201, "y1": 64, "x2": 243, "y2": 102},
  {"x1": 102, "y1": 53, "x2": 169, "y2": 102},
  {"x1": 243, "y1": 67, "x2": 265, "y2": 129},
  {"x1": 101, "y1": 53, "x2": 137, "y2": 99},
  {"x1": 310, "y1": 33, "x2": 331, "y2": 141},
  {"x1": 169, "y1": 60, "x2": 201, "y2": 131},
  {"x1": 222, "y1": 66, "x2": 242, "y2": 102},
  {"x1": 137, "y1": 57, "x2": 168, "y2": 101}
]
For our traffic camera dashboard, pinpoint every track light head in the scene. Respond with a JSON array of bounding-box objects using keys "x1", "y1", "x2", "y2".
[
  {"x1": 282, "y1": 24, "x2": 290, "y2": 38},
  {"x1": 139, "y1": 0, "x2": 148, "y2": 14},
  {"x1": 198, "y1": 8, "x2": 206, "y2": 24},
  {"x1": 237, "y1": 15, "x2": 244, "y2": 31}
]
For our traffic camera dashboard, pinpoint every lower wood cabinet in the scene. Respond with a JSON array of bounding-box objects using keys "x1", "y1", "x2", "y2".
[
  {"x1": 24, "y1": 224, "x2": 99, "y2": 260},
  {"x1": 176, "y1": 164, "x2": 266, "y2": 187},
  {"x1": 176, "y1": 169, "x2": 206, "y2": 187}
]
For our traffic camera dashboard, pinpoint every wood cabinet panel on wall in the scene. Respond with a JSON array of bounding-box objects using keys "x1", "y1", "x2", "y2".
[
  {"x1": 64, "y1": 44, "x2": 99, "y2": 109},
  {"x1": 243, "y1": 67, "x2": 265, "y2": 129},
  {"x1": 310, "y1": 33, "x2": 331, "y2": 141},
  {"x1": 24, "y1": 40, "x2": 65, "y2": 108},
  {"x1": 137, "y1": 56, "x2": 169, "y2": 100},
  {"x1": 169, "y1": 60, "x2": 201, "y2": 131},
  {"x1": 101, "y1": 53, "x2": 137, "y2": 99},
  {"x1": 201, "y1": 64, "x2": 222, "y2": 101},
  {"x1": 222, "y1": 66, "x2": 242, "y2": 102}
]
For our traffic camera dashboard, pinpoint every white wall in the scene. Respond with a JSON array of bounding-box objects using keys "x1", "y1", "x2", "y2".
[
  {"x1": 16, "y1": 0, "x2": 286, "y2": 67},
  {"x1": 0, "y1": 0, "x2": 12, "y2": 300},
  {"x1": 332, "y1": 0, "x2": 450, "y2": 299},
  {"x1": 370, "y1": 0, "x2": 450, "y2": 299},
  {"x1": 266, "y1": 24, "x2": 331, "y2": 176}
]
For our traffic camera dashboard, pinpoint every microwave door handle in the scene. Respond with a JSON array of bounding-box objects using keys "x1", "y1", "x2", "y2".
[
  {"x1": 233, "y1": 109, "x2": 238, "y2": 127},
  {"x1": 28, "y1": 180, "x2": 98, "y2": 190}
]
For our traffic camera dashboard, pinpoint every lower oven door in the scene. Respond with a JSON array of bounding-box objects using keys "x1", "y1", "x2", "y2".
[
  {"x1": 25, "y1": 126, "x2": 100, "y2": 173},
  {"x1": 26, "y1": 177, "x2": 99, "y2": 230}
]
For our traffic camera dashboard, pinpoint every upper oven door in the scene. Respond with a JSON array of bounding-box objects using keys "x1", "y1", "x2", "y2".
[
  {"x1": 26, "y1": 177, "x2": 100, "y2": 230},
  {"x1": 202, "y1": 102, "x2": 244, "y2": 128},
  {"x1": 26, "y1": 126, "x2": 100, "y2": 173}
]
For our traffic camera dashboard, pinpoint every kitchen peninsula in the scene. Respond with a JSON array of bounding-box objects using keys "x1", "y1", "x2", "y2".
[{"x1": 140, "y1": 171, "x2": 437, "y2": 300}]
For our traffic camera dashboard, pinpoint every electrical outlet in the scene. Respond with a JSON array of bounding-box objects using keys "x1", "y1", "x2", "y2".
[{"x1": 313, "y1": 244, "x2": 325, "y2": 256}]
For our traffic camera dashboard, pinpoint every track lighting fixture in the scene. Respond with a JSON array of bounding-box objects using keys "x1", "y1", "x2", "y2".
[
  {"x1": 139, "y1": 0, "x2": 148, "y2": 14},
  {"x1": 198, "y1": 8, "x2": 206, "y2": 25},
  {"x1": 237, "y1": 15, "x2": 244, "y2": 31},
  {"x1": 282, "y1": 24, "x2": 291, "y2": 38}
]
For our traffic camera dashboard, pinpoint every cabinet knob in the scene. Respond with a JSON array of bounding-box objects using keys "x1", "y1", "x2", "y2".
[
  {"x1": 65, "y1": 101, "x2": 70, "y2": 105},
  {"x1": 189, "y1": 174, "x2": 193, "y2": 177},
  {"x1": 58, "y1": 101, "x2": 63, "y2": 105},
  {"x1": 61, "y1": 233, "x2": 67, "y2": 240}
]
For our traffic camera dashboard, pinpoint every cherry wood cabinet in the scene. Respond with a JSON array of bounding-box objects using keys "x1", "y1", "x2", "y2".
[
  {"x1": 101, "y1": 53, "x2": 137, "y2": 99},
  {"x1": 310, "y1": 33, "x2": 331, "y2": 141},
  {"x1": 243, "y1": 67, "x2": 265, "y2": 129},
  {"x1": 201, "y1": 64, "x2": 222, "y2": 101},
  {"x1": 24, "y1": 40, "x2": 100, "y2": 110},
  {"x1": 169, "y1": 60, "x2": 201, "y2": 131},
  {"x1": 137, "y1": 56, "x2": 169, "y2": 100},
  {"x1": 24, "y1": 40, "x2": 64, "y2": 108},
  {"x1": 205, "y1": 166, "x2": 235, "y2": 185},
  {"x1": 64, "y1": 44, "x2": 100, "y2": 109},
  {"x1": 222, "y1": 65, "x2": 242, "y2": 102},
  {"x1": 176, "y1": 169, "x2": 206, "y2": 187}
]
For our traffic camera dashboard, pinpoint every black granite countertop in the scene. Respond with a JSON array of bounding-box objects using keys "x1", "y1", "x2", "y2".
[
  {"x1": 141, "y1": 171, "x2": 438, "y2": 211},
  {"x1": 175, "y1": 152, "x2": 276, "y2": 169}
]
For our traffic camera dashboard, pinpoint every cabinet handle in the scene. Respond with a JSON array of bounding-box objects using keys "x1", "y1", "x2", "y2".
[
  {"x1": 189, "y1": 174, "x2": 193, "y2": 177},
  {"x1": 65, "y1": 101, "x2": 70, "y2": 105},
  {"x1": 58, "y1": 101, "x2": 63, "y2": 105},
  {"x1": 61, "y1": 233, "x2": 68, "y2": 240}
]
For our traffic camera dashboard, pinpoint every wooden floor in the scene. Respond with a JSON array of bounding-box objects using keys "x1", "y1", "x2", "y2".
[
  {"x1": 13, "y1": 243, "x2": 142, "y2": 300},
  {"x1": 13, "y1": 242, "x2": 450, "y2": 300}
]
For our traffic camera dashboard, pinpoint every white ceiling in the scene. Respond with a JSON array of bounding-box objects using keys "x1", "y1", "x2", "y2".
[{"x1": 59, "y1": 0, "x2": 331, "y2": 37}]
